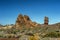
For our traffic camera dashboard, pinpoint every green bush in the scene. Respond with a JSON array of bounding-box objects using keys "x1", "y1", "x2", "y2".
[{"x1": 44, "y1": 32, "x2": 60, "y2": 38}]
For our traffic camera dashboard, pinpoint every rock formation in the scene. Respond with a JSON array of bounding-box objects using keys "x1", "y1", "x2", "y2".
[
  {"x1": 44, "y1": 16, "x2": 49, "y2": 25},
  {"x1": 15, "y1": 14, "x2": 24, "y2": 29},
  {"x1": 15, "y1": 14, "x2": 40, "y2": 29},
  {"x1": 24, "y1": 15, "x2": 31, "y2": 22}
]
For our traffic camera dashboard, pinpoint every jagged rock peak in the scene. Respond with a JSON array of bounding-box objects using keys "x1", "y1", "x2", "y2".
[
  {"x1": 18, "y1": 14, "x2": 23, "y2": 19},
  {"x1": 24, "y1": 15, "x2": 31, "y2": 21}
]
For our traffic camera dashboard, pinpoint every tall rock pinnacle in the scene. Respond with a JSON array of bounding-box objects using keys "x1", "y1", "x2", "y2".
[{"x1": 44, "y1": 16, "x2": 49, "y2": 25}]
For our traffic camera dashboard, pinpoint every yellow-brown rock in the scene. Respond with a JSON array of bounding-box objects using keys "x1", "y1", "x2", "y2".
[{"x1": 15, "y1": 14, "x2": 41, "y2": 29}]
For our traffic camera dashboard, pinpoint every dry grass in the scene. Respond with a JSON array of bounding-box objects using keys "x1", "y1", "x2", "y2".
[{"x1": 0, "y1": 38, "x2": 19, "y2": 40}]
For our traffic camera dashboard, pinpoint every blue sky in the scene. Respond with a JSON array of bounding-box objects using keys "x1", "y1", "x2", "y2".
[{"x1": 0, "y1": 0, "x2": 60, "y2": 25}]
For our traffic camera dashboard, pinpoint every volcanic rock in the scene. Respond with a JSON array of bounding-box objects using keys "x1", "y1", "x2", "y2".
[
  {"x1": 15, "y1": 14, "x2": 40, "y2": 29},
  {"x1": 44, "y1": 16, "x2": 49, "y2": 25}
]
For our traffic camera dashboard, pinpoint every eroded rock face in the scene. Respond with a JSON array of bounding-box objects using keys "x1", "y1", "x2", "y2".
[
  {"x1": 15, "y1": 14, "x2": 24, "y2": 29},
  {"x1": 15, "y1": 14, "x2": 40, "y2": 29},
  {"x1": 24, "y1": 15, "x2": 31, "y2": 22}
]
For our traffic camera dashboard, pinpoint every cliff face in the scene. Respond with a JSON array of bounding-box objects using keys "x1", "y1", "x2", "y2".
[{"x1": 15, "y1": 14, "x2": 40, "y2": 29}]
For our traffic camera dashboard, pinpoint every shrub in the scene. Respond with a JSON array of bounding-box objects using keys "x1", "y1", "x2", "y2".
[
  {"x1": 44, "y1": 32, "x2": 60, "y2": 38},
  {"x1": 28, "y1": 33, "x2": 40, "y2": 40}
]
